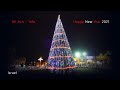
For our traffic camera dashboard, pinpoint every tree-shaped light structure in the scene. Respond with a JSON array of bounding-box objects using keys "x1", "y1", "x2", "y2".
[{"x1": 47, "y1": 15, "x2": 75, "y2": 69}]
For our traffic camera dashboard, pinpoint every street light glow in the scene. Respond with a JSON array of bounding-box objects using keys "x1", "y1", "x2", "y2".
[
  {"x1": 75, "y1": 52, "x2": 81, "y2": 58},
  {"x1": 83, "y1": 52, "x2": 87, "y2": 56}
]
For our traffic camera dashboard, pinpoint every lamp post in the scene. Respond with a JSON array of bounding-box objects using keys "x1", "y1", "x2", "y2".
[
  {"x1": 82, "y1": 52, "x2": 87, "y2": 60},
  {"x1": 38, "y1": 57, "x2": 43, "y2": 67},
  {"x1": 82, "y1": 52, "x2": 87, "y2": 67},
  {"x1": 83, "y1": 52, "x2": 87, "y2": 57}
]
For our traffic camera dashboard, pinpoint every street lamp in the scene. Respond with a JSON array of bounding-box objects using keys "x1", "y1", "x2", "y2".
[
  {"x1": 75, "y1": 52, "x2": 81, "y2": 58},
  {"x1": 82, "y1": 52, "x2": 87, "y2": 67},
  {"x1": 38, "y1": 57, "x2": 43, "y2": 67},
  {"x1": 83, "y1": 52, "x2": 87, "y2": 56}
]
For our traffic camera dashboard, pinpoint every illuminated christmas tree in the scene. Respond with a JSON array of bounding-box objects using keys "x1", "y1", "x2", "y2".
[{"x1": 47, "y1": 15, "x2": 75, "y2": 69}]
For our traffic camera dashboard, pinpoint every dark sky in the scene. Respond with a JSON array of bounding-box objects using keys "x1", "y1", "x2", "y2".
[{"x1": 1, "y1": 11, "x2": 118, "y2": 61}]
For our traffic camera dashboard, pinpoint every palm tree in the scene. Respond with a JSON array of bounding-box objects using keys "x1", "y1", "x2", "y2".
[
  {"x1": 96, "y1": 53, "x2": 104, "y2": 67},
  {"x1": 96, "y1": 51, "x2": 111, "y2": 68}
]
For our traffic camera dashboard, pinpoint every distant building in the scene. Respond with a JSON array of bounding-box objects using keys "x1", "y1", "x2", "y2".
[
  {"x1": 86, "y1": 56, "x2": 95, "y2": 60},
  {"x1": 86, "y1": 56, "x2": 95, "y2": 66}
]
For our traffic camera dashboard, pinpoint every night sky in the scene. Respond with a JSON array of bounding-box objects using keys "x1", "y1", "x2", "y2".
[{"x1": 1, "y1": 11, "x2": 117, "y2": 62}]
